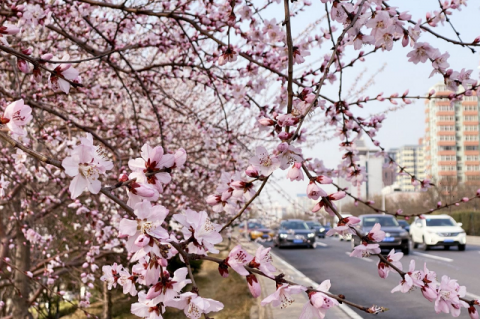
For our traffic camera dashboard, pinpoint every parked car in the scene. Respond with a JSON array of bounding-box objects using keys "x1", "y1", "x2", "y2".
[
  {"x1": 274, "y1": 219, "x2": 316, "y2": 248},
  {"x1": 397, "y1": 220, "x2": 410, "y2": 233},
  {"x1": 351, "y1": 214, "x2": 410, "y2": 255},
  {"x1": 238, "y1": 221, "x2": 275, "y2": 240},
  {"x1": 306, "y1": 221, "x2": 327, "y2": 238},
  {"x1": 410, "y1": 215, "x2": 466, "y2": 251},
  {"x1": 337, "y1": 214, "x2": 353, "y2": 241}
]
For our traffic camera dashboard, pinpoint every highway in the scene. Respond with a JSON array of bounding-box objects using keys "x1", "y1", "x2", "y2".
[{"x1": 261, "y1": 237, "x2": 480, "y2": 319}]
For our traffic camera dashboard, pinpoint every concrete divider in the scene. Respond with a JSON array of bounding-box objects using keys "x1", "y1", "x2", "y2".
[{"x1": 467, "y1": 235, "x2": 480, "y2": 246}]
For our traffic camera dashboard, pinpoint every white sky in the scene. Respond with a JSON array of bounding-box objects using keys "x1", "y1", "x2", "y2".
[{"x1": 260, "y1": 0, "x2": 480, "y2": 205}]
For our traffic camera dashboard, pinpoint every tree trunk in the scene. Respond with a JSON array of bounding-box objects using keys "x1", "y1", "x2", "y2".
[
  {"x1": 11, "y1": 201, "x2": 32, "y2": 319},
  {"x1": 102, "y1": 281, "x2": 112, "y2": 319}
]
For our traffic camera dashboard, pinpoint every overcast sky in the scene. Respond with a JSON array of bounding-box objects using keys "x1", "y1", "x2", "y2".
[{"x1": 261, "y1": 1, "x2": 480, "y2": 206}]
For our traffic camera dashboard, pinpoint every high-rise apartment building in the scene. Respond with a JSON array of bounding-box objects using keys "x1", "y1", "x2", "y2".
[
  {"x1": 424, "y1": 83, "x2": 480, "y2": 187},
  {"x1": 393, "y1": 142, "x2": 425, "y2": 191}
]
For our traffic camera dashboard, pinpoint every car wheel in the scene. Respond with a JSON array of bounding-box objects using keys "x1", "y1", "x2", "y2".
[
  {"x1": 309, "y1": 244, "x2": 315, "y2": 249},
  {"x1": 413, "y1": 241, "x2": 418, "y2": 249},
  {"x1": 458, "y1": 244, "x2": 466, "y2": 251},
  {"x1": 422, "y1": 236, "x2": 430, "y2": 251},
  {"x1": 249, "y1": 234, "x2": 254, "y2": 241},
  {"x1": 402, "y1": 244, "x2": 410, "y2": 256}
]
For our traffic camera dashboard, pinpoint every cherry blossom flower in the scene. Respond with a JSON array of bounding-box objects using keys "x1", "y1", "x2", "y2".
[
  {"x1": 407, "y1": 42, "x2": 435, "y2": 64},
  {"x1": 1, "y1": 99, "x2": 33, "y2": 136},
  {"x1": 0, "y1": 24, "x2": 20, "y2": 45},
  {"x1": 250, "y1": 146, "x2": 280, "y2": 176},
  {"x1": 147, "y1": 268, "x2": 191, "y2": 303},
  {"x1": 246, "y1": 274, "x2": 262, "y2": 298},
  {"x1": 173, "y1": 209, "x2": 222, "y2": 255},
  {"x1": 131, "y1": 292, "x2": 164, "y2": 319},
  {"x1": 226, "y1": 245, "x2": 253, "y2": 276},
  {"x1": 218, "y1": 46, "x2": 238, "y2": 66},
  {"x1": 261, "y1": 284, "x2": 307, "y2": 309},
  {"x1": 300, "y1": 280, "x2": 338, "y2": 319},
  {"x1": 48, "y1": 54, "x2": 80, "y2": 94},
  {"x1": 391, "y1": 260, "x2": 417, "y2": 293},
  {"x1": 435, "y1": 275, "x2": 468, "y2": 315},
  {"x1": 306, "y1": 182, "x2": 327, "y2": 200},
  {"x1": 129, "y1": 143, "x2": 174, "y2": 193},
  {"x1": 365, "y1": 223, "x2": 386, "y2": 242},
  {"x1": 119, "y1": 200, "x2": 169, "y2": 257},
  {"x1": 101, "y1": 263, "x2": 123, "y2": 289},
  {"x1": 0, "y1": 175, "x2": 10, "y2": 197},
  {"x1": 326, "y1": 216, "x2": 360, "y2": 237},
  {"x1": 62, "y1": 134, "x2": 113, "y2": 198},
  {"x1": 117, "y1": 268, "x2": 138, "y2": 296},
  {"x1": 287, "y1": 162, "x2": 304, "y2": 181},
  {"x1": 175, "y1": 292, "x2": 224, "y2": 319},
  {"x1": 249, "y1": 246, "x2": 276, "y2": 277},
  {"x1": 377, "y1": 249, "x2": 403, "y2": 279},
  {"x1": 350, "y1": 243, "x2": 380, "y2": 258}
]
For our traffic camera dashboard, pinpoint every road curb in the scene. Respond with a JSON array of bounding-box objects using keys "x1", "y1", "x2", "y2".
[{"x1": 246, "y1": 240, "x2": 363, "y2": 319}]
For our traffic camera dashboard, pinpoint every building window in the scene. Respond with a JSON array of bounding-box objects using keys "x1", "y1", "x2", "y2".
[
  {"x1": 463, "y1": 105, "x2": 477, "y2": 111},
  {"x1": 464, "y1": 135, "x2": 479, "y2": 141},
  {"x1": 438, "y1": 105, "x2": 454, "y2": 111},
  {"x1": 466, "y1": 146, "x2": 480, "y2": 151},
  {"x1": 439, "y1": 166, "x2": 456, "y2": 171},
  {"x1": 466, "y1": 155, "x2": 479, "y2": 161},
  {"x1": 467, "y1": 176, "x2": 480, "y2": 181},
  {"x1": 463, "y1": 96, "x2": 478, "y2": 102},
  {"x1": 438, "y1": 116, "x2": 455, "y2": 121},
  {"x1": 466, "y1": 165, "x2": 480, "y2": 171},
  {"x1": 464, "y1": 116, "x2": 478, "y2": 121},
  {"x1": 438, "y1": 135, "x2": 456, "y2": 141},
  {"x1": 438, "y1": 126, "x2": 455, "y2": 131},
  {"x1": 439, "y1": 146, "x2": 455, "y2": 151},
  {"x1": 439, "y1": 155, "x2": 456, "y2": 161},
  {"x1": 464, "y1": 125, "x2": 478, "y2": 131}
]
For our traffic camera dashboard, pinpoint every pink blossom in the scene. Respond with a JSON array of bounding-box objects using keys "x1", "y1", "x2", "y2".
[
  {"x1": 174, "y1": 292, "x2": 224, "y2": 318},
  {"x1": 131, "y1": 291, "x2": 164, "y2": 319},
  {"x1": 366, "y1": 223, "x2": 386, "y2": 242},
  {"x1": 326, "y1": 216, "x2": 360, "y2": 237},
  {"x1": 407, "y1": 42, "x2": 435, "y2": 64},
  {"x1": 1, "y1": 99, "x2": 32, "y2": 136},
  {"x1": 48, "y1": 54, "x2": 80, "y2": 94},
  {"x1": 250, "y1": 146, "x2": 280, "y2": 176},
  {"x1": 0, "y1": 175, "x2": 10, "y2": 198},
  {"x1": 226, "y1": 245, "x2": 253, "y2": 276},
  {"x1": 246, "y1": 274, "x2": 262, "y2": 298},
  {"x1": 350, "y1": 243, "x2": 380, "y2": 258},
  {"x1": 287, "y1": 162, "x2": 304, "y2": 181},
  {"x1": 300, "y1": 280, "x2": 338, "y2": 319},
  {"x1": 0, "y1": 24, "x2": 20, "y2": 45},
  {"x1": 146, "y1": 267, "x2": 191, "y2": 303},
  {"x1": 307, "y1": 182, "x2": 327, "y2": 200},
  {"x1": 101, "y1": 263, "x2": 123, "y2": 289},
  {"x1": 249, "y1": 246, "x2": 276, "y2": 277},
  {"x1": 261, "y1": 283, "x2": 307, "y2": 308},
  {"x1": 62, "y1": 133, "x2": 113, "y2": 199},
  {"x1": 174, "y1": 209, "x2": 222, "y2": 255},
  {"x1": 377, "y1": 249, "x2": 403, "y2": 279},
  {"x1": 391, "y1": 260, "x2": 417, "y2": 294},
  {"x1": 435, "y1": 275, "x2": 468, "y2": 315}
]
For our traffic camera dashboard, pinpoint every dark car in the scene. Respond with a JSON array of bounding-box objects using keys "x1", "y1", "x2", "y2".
[
  {"x1": 305, "y1": 221, "x2": 327, "y2": 238},
  {"x1": 397, "y1": 220, "x2": 410, "y2": 233},
  {"x1": 351, "y1": 214, "x2": 410, "y2": 255},
  {"x1": 274, "y1": 220, "x2": 316, "y2": 248}
]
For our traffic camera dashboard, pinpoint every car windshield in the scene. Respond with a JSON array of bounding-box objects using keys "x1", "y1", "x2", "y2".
[
  {"x1": 426, "y1": 218, "x2": 455, "y2": 227},
  {"x1": 248, "y1": 222, "x2": 264, "y2": 229},
  {"x1": 362, "y1": 216, "x2": 399, "y2": 227},
  {"x1": 281, "y1": 221, "x2": 309, "y2": 230},
  {"x1": 306, "y1": 221, "x2": 322, "y2": 227},
  {"x1": 397, "y1": 220, "x2": 409, "y2": 227}
]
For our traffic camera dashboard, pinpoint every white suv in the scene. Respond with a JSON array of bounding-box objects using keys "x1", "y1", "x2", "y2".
[{"x1": 410, "y1": 215, "x2": 466, "y2": 251}]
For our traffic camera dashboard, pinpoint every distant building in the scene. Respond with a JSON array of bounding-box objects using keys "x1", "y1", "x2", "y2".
[
  {"x1": 338, "y1": 138, "x2": 384, "y2": 201},
  {"x1": 382, "y1": 148, "x2": 397, "y2": 186},
  {"x1": 424, "y1": 83, "x2": 480, "y2": 188},
  {"x1": 286, "y1": 194, "x2": 316, "y2": 218},
  {"x1": 393, "y1": 142, "x2": 426, "y2": 192}
]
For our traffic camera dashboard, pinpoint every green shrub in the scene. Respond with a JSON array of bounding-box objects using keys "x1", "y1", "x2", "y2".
[{"x1": 449, "y1": 211, "x2": 480, "y2": 235}]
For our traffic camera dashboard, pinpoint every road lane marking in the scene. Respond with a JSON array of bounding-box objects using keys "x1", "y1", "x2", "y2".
[
  {"x1": 412, "y1": 252, "x2": 453, "y2": 262},
  {"x1": 345, "y1": 252, "x2": 373, "y2": 262},
  {"x1": 314, "y1": 242, "x2": 328, "y2": 247}
]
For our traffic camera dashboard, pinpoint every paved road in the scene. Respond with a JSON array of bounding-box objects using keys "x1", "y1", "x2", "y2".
[{"x1": 262, "y1": 237, "x2": 480, "y2": 319}]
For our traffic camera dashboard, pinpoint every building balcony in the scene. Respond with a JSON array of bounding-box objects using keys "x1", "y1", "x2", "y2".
[
  {"x1": 464, "y1": 141, "x2": 479, "y2": 146},
  {"x1": 463, "y1": 110, "x2": 478, "y2": 115},
  {"x1": 435, "y1": 111, "x2": 455, "y2": 116},
  {"x1": 465, "y1": 161, "x2": 480, "y2": 165},
  {"x1": 463, "y1": 121, "x2": 479, "y2": 126},
  {"x1": 436, "y1": 121, "x2": 455, "y2": 126},
  {"x1": 438, "y1": 171, "x2": 457, "y2": 176},
  {"x1": 438, "y1": 151, "x2": 456, "y2": 155},
  {"x1": 438, "y1": 161, "x2": 457, "y2": 165},
  {"x1": 465, "y1": 171, "x2": 480, "y2": 176},
  {"x1": 437, "y1": 141, "x2": 456, "y2": 146}
]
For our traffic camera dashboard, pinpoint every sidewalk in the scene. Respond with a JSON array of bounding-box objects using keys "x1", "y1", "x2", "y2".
[
  {"x1": 242, "y1": 240, "x2": 360, "y2": 319},
  {"x1": 467, "y1": 235, "x2": 480, "y2": 246}
]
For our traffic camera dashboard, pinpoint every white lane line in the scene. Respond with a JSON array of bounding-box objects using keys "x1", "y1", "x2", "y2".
[
  {"x1": 412, "y1": 252, "x2": 453, "y2": 262},
  {"x1": 345, "y1": 252, "x2": 373, "y2": 262},
  {"x1": 315, "y1": 242, "x2": 328, "y2": 247},
  {"x1": 267, "y1": 247, "x2": 363, "y2": 319}
]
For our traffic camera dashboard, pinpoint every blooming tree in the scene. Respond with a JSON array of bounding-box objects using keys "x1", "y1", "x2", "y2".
[{"x1": 0, "y1": 0, "x2": 480, "y2": 319}]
